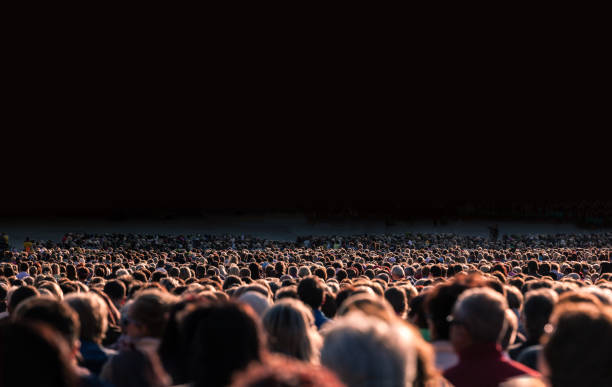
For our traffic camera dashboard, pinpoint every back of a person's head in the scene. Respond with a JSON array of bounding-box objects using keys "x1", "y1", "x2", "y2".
[
  {"x1": 238, "y1": 291, "x2": 271, "y2": 317},
  {"x1": 505, "y1": 285, "x2": 524, "y2": 310},
  {"x1": 12, "y1": 296, "x2": 80, "y2": 347},
  {"x1": 103, "y1": 347, "x2": 161, "y2": 387},
  {"x1": 104, "y1": 279, "x2": 126, "y2": 301},
  {"x1": 7, "y1": 285, "x2": 39, "y2": 314},
  {"x1": 64, "y1": 292, "x2": 108, "y2": 343},
  {"x1": 275, "y1": 285, "x2": 298, "y2": 301},
  {"x1": 424, "y1": 278, "x2": 475, "y2": 341},
  {"x1": 262, "y1": 298, "x2": 319, "y2": 363},
  {"x1": 180, "y1": 301, "x2": 263, "y2": 387},
  {"x1": 0, "y1": 322, "x2": 78, "y2": 387},
  {"x1": 230, "y1": 354, "x2": 344, "y2": 387},
  {"x1": 384, "y1": 287, "x2": 407, "y2": 317},
  {"x1": 523, "y1": 289, "x2": 558, "y2": 341},
  {"x1": 128, "y1": 289, "x2": 176, "y2": 338},
  {"x1": 320, "y1": 313, "x2": 417, "y2": 387},
  {"x1": 391, "y1": 265, "x2": 405, "y2": 279},
  {"x1": 337, "y1": 292, "x2": 396, "y2": 323},
  {"x1": 543, "y1": 303, "x2": 612, "y2": 387},
  {"x1": 297, "y1": 276, "x2": 324, "y2": 310},
  {"x1": 453, "y1": 287, "x2": 508, "y2": 343}
]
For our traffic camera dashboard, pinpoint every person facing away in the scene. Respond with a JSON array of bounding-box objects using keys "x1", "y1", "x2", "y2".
[
  {"x1": 298, "y1": 276, "x2": 330, "y2": 330},
  {"x1": 443, "y1": 288, "x2": 539, "y2": 387}
]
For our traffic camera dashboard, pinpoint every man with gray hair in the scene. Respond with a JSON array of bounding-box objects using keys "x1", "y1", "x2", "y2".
[
  {"x1": 390, "y1": 265, "x2": 405, "y2": 281},
  {"x1": 444, "y1": 288, "x2": 539, "y2": 387},
  {"x1": 321, "y1": 313, "x2": 417, "y2": 387}
]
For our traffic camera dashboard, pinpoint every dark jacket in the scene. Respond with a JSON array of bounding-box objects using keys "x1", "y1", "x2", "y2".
[{"x1": 80, "y1": 340, "x2": 117, "y2": 376}]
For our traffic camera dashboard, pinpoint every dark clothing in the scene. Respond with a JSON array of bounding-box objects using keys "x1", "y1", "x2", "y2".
[
  {"x1": 313, "y1": 308, "x2": 330, "y2": 330},
  {"x1": 444, "y1": 342, "x2": 539, "y2": 387},
  {"x1": 516, "y1": 345, "x2": 542, "y2": 371},
  {"x1": 509, "y1": 338, "x2": 539, "y2": 360},
  {"x1": 79, "y1": 340, "x2": 117, "y2": 376}
]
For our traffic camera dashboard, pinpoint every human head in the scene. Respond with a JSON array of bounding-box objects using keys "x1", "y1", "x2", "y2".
[
  {"x1": 230, "y1": 355, "x2": 344, "y2": 387},
  {"x1": 0, "y1": 322, "x2": 78, "y2": 387},
  {"x1": 262, "y1": 298, "x2": 320, "y2": 363},
  {"x1": 179, "y1": 301, "x2": 264, "y2": 387},
  {"x1": 424, "y1": 274, "x2": 483, "y2": 341},
  {"x1": 238, "y1": 291, "x2": 271, "y2": 318},
  {"x1": 13, "y1": 296, "x2": 80, "y2": 353},
  {"x1": 542, "y1": 303, "x2": 612, "y2": 387},
  {"x1": 104, "y1": 279, "x2": 126, "y2": 307},
  {"x1": 64, "y1": 292, "x2": 108, "y2": 344},
  {"x1": 391, "y1": 265, "x2": 405, "y2": 281},
  {"x1": 450, "y1": 287, "x2": 508, "y2": 352},
  {"x1": 7, "y1": 285, "x2": 40, "y2": 315},
  {"x1": 522, "y1": 289, "x2": 558, "y2": 341},
  {"x1": 337, "y1": 293, "x2": 396, "y2": 323},
  {"x1": 126, "y1": 290, "x2": 176, "y2": 338},
  {"x1": 321, "y1": 313, "x2": 417, "y2": 387},
  {"x1": 384, "y1": 287, "x2": 407, "y2": 317},
  {"x1": 298, "y1": 276, "x2": 325, "y2": 310}
]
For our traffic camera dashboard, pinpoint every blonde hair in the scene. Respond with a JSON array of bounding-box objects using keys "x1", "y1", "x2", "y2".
[
  {"x1": 337, "y1": 293, "x2": 396, "y2": 323},
  {"x1": 65, "y1": 292, "x2": 108, "y2": 343},
  {"x1": 262, "y1": 298, "x2": 321, "y2": 363}
]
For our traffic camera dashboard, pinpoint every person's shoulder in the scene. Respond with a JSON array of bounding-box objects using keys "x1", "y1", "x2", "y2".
[{"x1": 502, "y1": 356, "x2": 540, "y2": 377}]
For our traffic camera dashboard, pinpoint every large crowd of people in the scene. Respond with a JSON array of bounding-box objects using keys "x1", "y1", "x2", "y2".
[{"x1": 1, "y1": 230, "x2": 611, "y2": 387}]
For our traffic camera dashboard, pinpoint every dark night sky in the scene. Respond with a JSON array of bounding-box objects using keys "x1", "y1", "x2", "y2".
[{"x1": 3, "y1": 46, "x2": 608, "y2": 218}]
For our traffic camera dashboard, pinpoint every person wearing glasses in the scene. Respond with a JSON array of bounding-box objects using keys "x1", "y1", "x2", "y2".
[{"x1": 444, "y1": 288, "x2": 539, "y2": 387}]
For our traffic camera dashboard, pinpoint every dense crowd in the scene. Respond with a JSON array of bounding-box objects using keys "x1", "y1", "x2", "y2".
[{"x1": 1, "y1": 231, "x2": 611, "y2": 387}]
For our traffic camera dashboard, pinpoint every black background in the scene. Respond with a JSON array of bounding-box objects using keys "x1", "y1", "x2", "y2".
[{"x1": 3, "y1": 35, "x2": 608, "y2": 219}]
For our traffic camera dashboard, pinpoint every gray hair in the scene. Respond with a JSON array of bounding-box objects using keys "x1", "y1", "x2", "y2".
[
  {"x1": 453, "y1": 287, "x2": 509, "y2": 343},
  {"x1": 391, "y1": 265, "x2": 405, "y2": 279},
  {"x1": 321, "y1": 313, "x2": 417, "y2": 387},
  {"x1": 298, "y1": 266, "x2": 311, "y2": 278}
]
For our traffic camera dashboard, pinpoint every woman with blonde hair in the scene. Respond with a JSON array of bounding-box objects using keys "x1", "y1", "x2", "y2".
[{"x1": 262, "y1": 298, "x2": 321, "y2": 363}]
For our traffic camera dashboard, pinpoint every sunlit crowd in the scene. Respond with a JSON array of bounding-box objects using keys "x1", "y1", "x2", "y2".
[{"x1": 1, "y1": 231, "x2": 611, "y2": 387}]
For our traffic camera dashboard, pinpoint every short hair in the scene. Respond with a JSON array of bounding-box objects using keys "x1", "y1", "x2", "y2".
[
  {"x1": 13, "y1": 296, "x2": 80, "y2": 346},
  {"x1": 452, "y1": 287, "x2": 508, "y2": 343},
  {"x1": 104, "y1": 280, "x2": 126, "y2": 300},
  {"x1": 298, "y1": 266, "x2": 311, "y2": 278},
  {"x1": 275, "y1": 285, "x2": 298, "y2": 301},
  {"x1": 298, "y1": 276, "x2": 325, "y2": 309},
  {"x1": 384, "y1": 287, "x2": 407, "y2": 317},
  {"x1": 424, "y1": 275, "x2": 481, "y2": 340},
  {"x1": 391, "y1": 265, "x2": 405, "y2": 279},
  {"x1": 505, "y1": 285, "x2": 523, "y2": 310},
  {"x1": 321, "y1": 313, "x2": 417, "y2": 387},
  {"x1": 523, "y1": 289, "x2": 558, "y2": 341},
  {"x1": 223, "y1": 275, "x2": 243, "y2": 291},
  {"x1": 8, "y1": 285, "x2": 40, "y2": 314},
  {"x1": 65, "y1": 293, "x2": 108, "y2": 343},
  {"x1": 128, "y1": 290, "x2": 176, "y2": 338}
]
